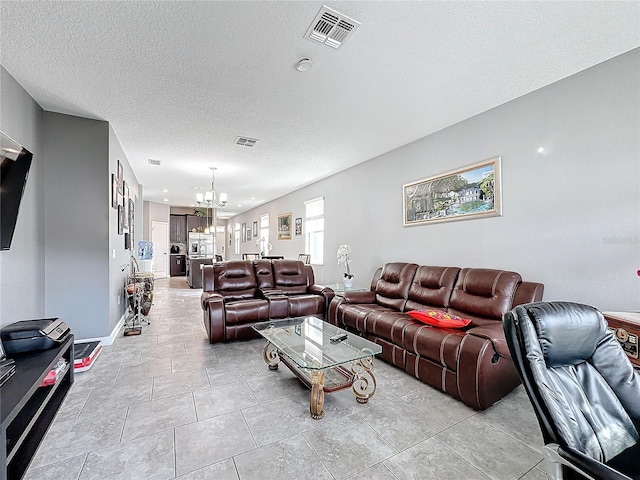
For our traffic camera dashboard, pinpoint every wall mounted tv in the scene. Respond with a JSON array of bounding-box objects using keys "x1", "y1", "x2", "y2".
[{"x1": 1, "y1": 132, "x2": 33, "y2": 250}]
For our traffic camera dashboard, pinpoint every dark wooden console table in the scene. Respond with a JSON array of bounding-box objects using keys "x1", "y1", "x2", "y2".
[{"x1": 1, "y1": 334, "x2": 74, "y2": 480}]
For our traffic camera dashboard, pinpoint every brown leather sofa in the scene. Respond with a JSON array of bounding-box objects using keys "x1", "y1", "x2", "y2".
[
  {"x1": 328, "y1": 262, "x2": 544, "y2": 410},
  {"x1": 201, "y1": 259, "x2": 333, "y2": 343}
]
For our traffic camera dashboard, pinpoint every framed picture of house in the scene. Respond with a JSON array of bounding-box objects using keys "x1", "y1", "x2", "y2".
[
  {"x1": 242, "y1": 222, "x2": 247, "y2": 242},
  {"x1": 403, "y1": 156, "x2": 502, "y2": 227},
  {"x1": 278, "y1": 213, "x2": 292, "y2": 240},
  {"x1": 295, "y1": 217, "x2": 302, "y2": 236}
]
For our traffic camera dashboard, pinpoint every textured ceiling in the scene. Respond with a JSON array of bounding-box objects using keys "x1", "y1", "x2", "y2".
[{"x1": 1, "y1": 1, "x2": 639, "y2": 218}]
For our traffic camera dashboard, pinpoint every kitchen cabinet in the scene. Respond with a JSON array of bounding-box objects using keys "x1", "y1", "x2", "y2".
[
  {"x1": 169, "y1": 215, "x2": 187, "y2": 243},
  {"x1": 170, "y1": 254, "x2": 186, "y2": 276},
  {"x1": 186, "y1": 215, "x2": 207, "y2": 233}
]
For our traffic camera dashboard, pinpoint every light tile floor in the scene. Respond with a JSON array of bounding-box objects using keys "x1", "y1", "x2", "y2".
[{"x1": 24, "y1": 277, "x2": 549, "y2": 480}]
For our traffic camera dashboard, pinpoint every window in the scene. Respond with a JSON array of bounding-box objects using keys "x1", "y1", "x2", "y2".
[
  {"x1": 234, "y1": 222, "x2": 241, "y2": 254},
  {"x1": 305, "y1": 197, "x2": 324, "y2": 264},
  {"x1": 258, "y1": 214, "x2": 270, "y2": 255}
]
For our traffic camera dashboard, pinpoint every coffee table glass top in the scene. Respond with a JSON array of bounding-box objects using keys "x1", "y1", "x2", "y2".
[{"x1": 253, "y1": 316, "x2": 381, "y2": 370}]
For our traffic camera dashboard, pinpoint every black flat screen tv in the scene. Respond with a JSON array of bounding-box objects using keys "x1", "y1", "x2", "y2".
[{"x1": 1, "y1": 132, "x2": 33, "y2": 250}]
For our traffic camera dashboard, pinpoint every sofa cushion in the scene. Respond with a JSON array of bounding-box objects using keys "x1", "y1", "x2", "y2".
[
  {"x1": 374, "y1": 263, "x2": 418, "y2": 311},
  {"x1": 223, "y1": 298, "x2": 270, "y2": 326},
  {"x1": 335, "y1": 303, "x2": 387, "y2": 332},
  {"x1": 404, "y1": 323, "x2": 466, "y2": 371},
  {"x1": 213, "y1": 260, "x2": 258, "y2": 301},
  {"x1": 272, "y1": 259, "x2": 309, "y2": 295},
  {"x1": 448, "y1": 268, "x2": 521, "y2": 323},
  {"x1": 405, "y1": 266, "x2": 460, "y2": 311},
  {"x1": 407, "y1": 310, "x2": 471, "y2": 328},
  {"x1": 254, "y1": 259, "x2": 275, "y2": 289},
  {"x1": 288, "y1": 294, "x2": 325, "y2": 317},
  {"x1": 365, "y1": 310, "x2": 416, "y2": 346}
]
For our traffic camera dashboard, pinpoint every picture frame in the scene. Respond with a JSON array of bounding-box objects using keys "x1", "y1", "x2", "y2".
[
  {"x1": 128, "y1": 198, "x2": 135, "y2": 247},
  {"x1": 122, "y1": 181, "x2": 130, "y2": 230},
  {"x1": 242, "y1": 222, "x2": 247, "y2": 242},
  {"x1": 252, "y1": 221, "x2": 258, "y2": 237},
  {"x1": 111, "y1": 173, "x2": 119, "y2": 209},
  {"x1": 403, "y1": 156, "x2": 502, "y2": 227},
  {"x1": 117, "y1": 205, "x2": 124, "y2": 235},
  {"x1": 117, "y1": 160, "x2": 123, "y2": 194},
  {"x1": 277, "y1": 213, "x2": 292, "y2": 240},
  {"x1": 246, "y1": 226, "x2": 252, "y2": 241},
  {"x1": 295, "y1": 217, "x2": 302, "y2": 236}
]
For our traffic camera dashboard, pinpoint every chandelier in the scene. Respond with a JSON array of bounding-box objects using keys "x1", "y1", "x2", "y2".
[{"x1": 196, "y1": 167, "x2": 227, "y2": 208}]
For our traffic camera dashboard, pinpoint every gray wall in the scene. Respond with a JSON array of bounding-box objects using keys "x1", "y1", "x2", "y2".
[
  {"x1": 231, "y1": 49, "x2": 640, "y2": 311},
  {"x1": 109, "y1": 125, "x2": 142, "y2": 335},
  {"x1": 43, "y1": 113, "x2": 111, "y2": 339},
  {"x1": 2, "y1": 68, "x2": 143, "y2": 338},
  {"x1": 0, "y1": 67, "x2": 45, "y2": 324}
]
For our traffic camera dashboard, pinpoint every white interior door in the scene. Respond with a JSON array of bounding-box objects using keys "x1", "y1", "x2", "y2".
[{"x1": 152, "y1": 221, "x2": 168, "y2": 279}]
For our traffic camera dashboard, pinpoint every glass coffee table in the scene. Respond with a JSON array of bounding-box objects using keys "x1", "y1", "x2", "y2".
[{"x1": 253, "y1": 316, "x2": 382, "y2": 419}]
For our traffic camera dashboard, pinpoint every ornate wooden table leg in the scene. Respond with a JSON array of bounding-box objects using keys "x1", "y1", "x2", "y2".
[
  {"x1": 262, "y1": 342, "x2": 280, "y2": 370},
  {"x1": 310, "y1": 370, "x2": 325, "y2": 420},
  {"x1": 351, "y1": 356, "x2": 377, "y2": 403}
]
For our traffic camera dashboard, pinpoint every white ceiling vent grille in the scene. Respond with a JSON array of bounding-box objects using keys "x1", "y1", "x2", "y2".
[
  {"x1": 235, "y1": 136, "x2": 258, "y2": 148},
  {"x1": 305, "y1": 6, "x2": 360, "y2": 49},
  {"x1": 147, "y1": 158, "x2": 161, "y2": 166}
]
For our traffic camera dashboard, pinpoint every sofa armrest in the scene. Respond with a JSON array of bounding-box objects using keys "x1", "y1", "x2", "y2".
[
  {"x1": 457, "y1": 325, "x2": 521, "y2": 410},
  {"x1": 308, "y1": 284, "x2": 333, "y2": 296},
  {"x1": 466, "y1": 323, "x2": 511, "y2": 358},
  {"x1": 201, "y1": 294, "x2": 226, "y2": 343},
  {"x1": 201, "y1": 291, "x2": 222, "y2": 310},
  {"x1": 340, "y1": 291, "x2": 376, "y2": 304},
  {"x1": 258, "y1": 288, "x2": 284, "y2": 297}
]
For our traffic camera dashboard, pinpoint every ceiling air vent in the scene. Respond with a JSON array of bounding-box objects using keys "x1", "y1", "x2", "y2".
[
  {"x1": 305, "y1": 6, "x2": 360, "y2": 49},
  {"x1": 147, "y1": 158, "x2": 161, "y2": 166},
  {"x1": 235, "y1": 136, "x2": 258, "y2": 148}
]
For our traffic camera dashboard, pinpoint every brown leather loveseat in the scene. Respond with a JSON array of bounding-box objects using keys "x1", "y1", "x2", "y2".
[
  {"x1": 328, "y1": 262, "x2": 544, "y2": 410},
  {"x1": 201, "y1": 259, "x2": 333, "y2": 343}
]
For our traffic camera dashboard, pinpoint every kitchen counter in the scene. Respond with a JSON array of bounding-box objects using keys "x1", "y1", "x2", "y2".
[{"x1": 187, "y1": 257, "x2": 213, "y2": 289}]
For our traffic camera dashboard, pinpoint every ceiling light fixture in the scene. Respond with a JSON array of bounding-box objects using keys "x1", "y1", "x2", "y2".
[
  {"x1": 195, "y1": 167, "x2": 227, "y2": 234},
  {"x1": 195, "y1": 167, "x2": 227, "y2": 208},
  {"x1": 295, "y1": 58, "x2": 313, "y2": 72}
]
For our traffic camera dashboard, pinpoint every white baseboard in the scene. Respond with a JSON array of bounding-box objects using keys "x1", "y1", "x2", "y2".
[{"x1": 74, "y1": 312, "x2": 126, "y2": 346}]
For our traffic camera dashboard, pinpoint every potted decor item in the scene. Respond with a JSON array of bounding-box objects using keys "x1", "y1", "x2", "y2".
[{"x1": 337, "y1": 244, "x2": 354, "y2": 288}]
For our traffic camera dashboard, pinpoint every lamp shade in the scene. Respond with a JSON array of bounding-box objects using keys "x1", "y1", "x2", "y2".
[
  {"x1": 196, "y1": 193, "x2": 204, "y2": 203},
  {"x1": 219, "y1": 192, "x2": 228, "y2": 203}
]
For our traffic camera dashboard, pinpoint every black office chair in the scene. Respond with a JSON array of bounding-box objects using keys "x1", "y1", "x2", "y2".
[{"x1": 503, "y1": 302, "x2": 640, "y2": 480}]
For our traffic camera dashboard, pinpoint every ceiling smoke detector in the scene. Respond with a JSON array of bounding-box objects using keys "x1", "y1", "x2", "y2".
[
  {"x1": 235, "y1": 136, "x2": 259, "y2": 148},
  {"x1": 304, "y1": 5, "x2": 360, "y2": 49},
  {"x1": 296, "y1": 58, "x2": 313, "y2": 72},
  {"x1": 147, "y1": 158, "x2": 161, "y2": 166}
]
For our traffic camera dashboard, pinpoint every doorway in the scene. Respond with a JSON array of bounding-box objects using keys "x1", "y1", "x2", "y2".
[{"x1": 151, "y1": 221, "x2": 168, "y2": 279}]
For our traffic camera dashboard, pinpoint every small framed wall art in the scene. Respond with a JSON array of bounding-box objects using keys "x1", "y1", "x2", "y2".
[
  {"x1": 277, "y1": 213, "x2": 292, "y2": 240},
  {"x1": 295, "y1": 217, "x2": 302, "y2": 236}
]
